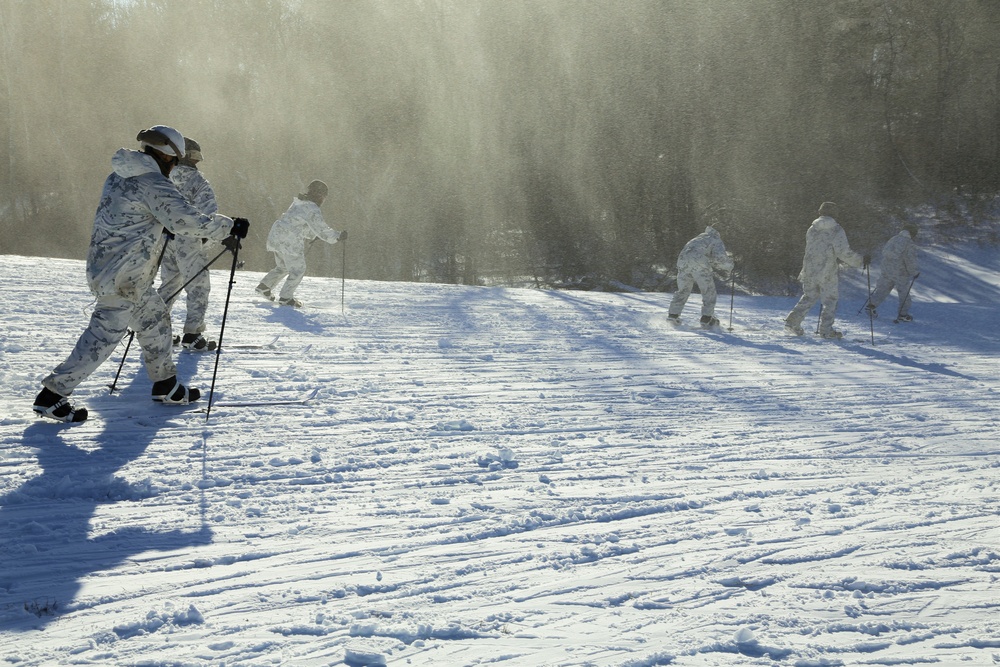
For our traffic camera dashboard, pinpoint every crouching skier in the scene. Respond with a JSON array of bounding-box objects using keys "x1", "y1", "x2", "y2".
[
  {"x1": 667, "y1": 225, "x2": 734, "y2": 327},
  {"x1": 33, "y1": 125, "x2": 246, "y2": 423},
  {"x1": 866, "y1": 224, "x2": 919, "y2": 323}
]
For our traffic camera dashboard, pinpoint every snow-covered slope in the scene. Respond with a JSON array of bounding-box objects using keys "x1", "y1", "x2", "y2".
[{"x1": 1, "y1": 242, "x2": 998, "y2": 666}]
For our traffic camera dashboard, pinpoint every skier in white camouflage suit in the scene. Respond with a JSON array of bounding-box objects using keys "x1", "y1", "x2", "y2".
[
  {"x1": 668, "y1": 225, "x2": 734, "y2": 327},
  {"x1": 255, "y1": 180, "x2": 345, "y2": 308},
  {"x1": 865, "y1": 224, "x2": 919, "y2": 322},
  {"x1": 33, "y1": 125, "x2": 247, "y2": 423},
  {"x1": 157, "y1": 137, "x2": 221, "y2": 351},
  {"x1": 784, "y1": 202, "x2": 865, "y2": 339}
]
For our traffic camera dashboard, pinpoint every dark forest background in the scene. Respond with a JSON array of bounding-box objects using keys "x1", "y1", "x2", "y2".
[{"x1": 2, "y1": 0, "x2": 999, "y2": 292}]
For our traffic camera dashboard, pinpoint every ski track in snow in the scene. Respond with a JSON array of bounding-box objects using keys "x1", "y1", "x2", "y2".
[{"x1": 1, "y1": 250, "x2": 999, "y2": 666}]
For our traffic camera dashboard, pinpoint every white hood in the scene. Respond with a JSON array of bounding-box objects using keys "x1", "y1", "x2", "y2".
[
  {"x1": 811, "y1": 215, "x2": 839, "y2": 232},
  {"x1": 110, "y1": 148, "x2": 162, "y2": 180}
]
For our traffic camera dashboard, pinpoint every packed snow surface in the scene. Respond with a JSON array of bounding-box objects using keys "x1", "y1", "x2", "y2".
[{"x1": 1, "y1": 243, "x2": 998, "y2": 666}]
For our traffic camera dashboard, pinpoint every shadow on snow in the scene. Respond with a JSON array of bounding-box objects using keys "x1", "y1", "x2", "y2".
[{"x1": 0, "y1": 387, "x2": 211, "y2": 629}]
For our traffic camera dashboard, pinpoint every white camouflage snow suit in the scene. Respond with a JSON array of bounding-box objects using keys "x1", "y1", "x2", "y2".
[
  {"x1": 668, "y1": 226, "x2": 734, "y2": 319},
  {"x1": 785, "y1": 215, "x2": 863, "y2": 336},
  {"x1": 42, "y1": 149, "x2": 234, "y2": 397},
  {"x1": 259, "y1": 197, "x2": 342, "y2": 301},
  {"x1": 157, "y1": 164, "x2": 220, "y2": 336},
  {"x1": 868, "y1": 230, "x2": 918, "y2": 318}
]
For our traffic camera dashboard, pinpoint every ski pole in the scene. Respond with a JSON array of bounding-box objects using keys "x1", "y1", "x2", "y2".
[
  {"x1": 895, "y1": 272, "x2": 919, "y2": 322},
  {"x1": 856, "y1": 255, "x2": 875, "y2": 315},
  {"x1": 865, "y1": 263, "x2": 875, "y2": 345},
  {"x1": 727, "y1": 265, "x2": 735, "y2": 332},
  {"x1": 108, "y1": 332, "x2": 135, "y2": 394},
  {"x1": 205, "y1": 237, "x2": 242, "y2": 421},
  {"x1": 109, "y1": 232, "x2": 171, "y2": 393},
  {"x1": 341, "y1": 234, "x2": 347, "y2": 315},
  {"x1": 162, "y1": 245, "x2": 232, "y2": 305}
]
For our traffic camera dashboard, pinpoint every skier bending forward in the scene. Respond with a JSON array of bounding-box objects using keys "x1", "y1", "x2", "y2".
[
  {"x1": 668, "y1": 225, "x2": 734, "y2": 327},
  {"x1": 866, "y1": 224, "x2": 919, "y2": 322}
]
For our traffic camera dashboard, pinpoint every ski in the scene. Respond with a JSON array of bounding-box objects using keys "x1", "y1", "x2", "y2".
[
  {"x1": 667, "y1": 318, "x2": 728, "y2": 333},
  {"x1": 173, "y1": 335, "x2": 218, "y2": 351},
  {"x1": 225, "y1": 335, "x2": 281, "y2": 350},
  {"x1": 195, "y1": 387, "x2": 319, "y2": 410},
  {"x1": 174, "y1": 334, "x2": 280, "y2": 350},
  {"x1": 222, "y1": 343, "x2": 311, "y2": 356}
]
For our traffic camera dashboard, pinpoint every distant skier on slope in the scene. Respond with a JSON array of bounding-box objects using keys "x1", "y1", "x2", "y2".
[
  {"x1": 865, "y1": 224, "x2": 919, "y2": 322},
  {"x1": 668, "y1": 225, "x2": 734, "y2": 327},
  {"x1": 33, "y1": 125, "x2": 247, "y2": 423},
  {"x1": 256, "y1": 180, "x2": 345, "y2": 308},
  {"x1": 784, "y1": 201, "x2": 866, "y2": 339},
  {"x1": 157, "y1": 137, "x2": 222, "y2": 351}
]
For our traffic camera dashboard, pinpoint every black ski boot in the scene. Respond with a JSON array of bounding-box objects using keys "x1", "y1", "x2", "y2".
[
  {"x1": 33, "y1": 387, "x2": 88, "y2": 423},
  {"x1": 152, "y1": 376, "x2": 201, "y2": 404},
  {"x1": 181, "y1": 333, "x2": 216, "y2": 351},
  {"x1": 255, "y1": 283, "x2": 274, "y2": 301},
  {"x1": 700, "y1": 315, "x2": 720, "y2": 328}
]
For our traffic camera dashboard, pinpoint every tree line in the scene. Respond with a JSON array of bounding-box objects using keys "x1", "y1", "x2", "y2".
[{"x1": 2, "y1": 0, "x2": 999, "y2": 292}]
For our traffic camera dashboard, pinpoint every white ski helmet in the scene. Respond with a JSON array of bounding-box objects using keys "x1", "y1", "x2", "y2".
[{"x1": 136, "y1": 125, "x2": 186, "y2": 159}]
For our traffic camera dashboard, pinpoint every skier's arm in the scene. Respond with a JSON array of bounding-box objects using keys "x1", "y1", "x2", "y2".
[
  {"x1": 713, "y1": 240, "x2": 734, "y2": 273},
  {"x1": 188, "y1": 173, "x2": 219, "y2": 217},
  {"x1": 305, "y1": 209, "x2": 341, "y2": 244},
  {"x1": 834, "y1": 228, "x2": 863, "y2": 268},
  {"x1": 146, "y1": 176, "x2": 232, "y2": 241}
]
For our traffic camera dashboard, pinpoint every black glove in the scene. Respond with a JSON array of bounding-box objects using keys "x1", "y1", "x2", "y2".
[
  {"x1": 863, "y1": 254, "x2": 871, "y2": 269},
  {"x1": 338, "y1": 229, "x2": 348, "y2": 242},
  {"x1": 231, "y1": 217, "x2": 250, "y2": 239},
  {"x1": 221, "y1": 235, "x2": 241, "y2": 252}
]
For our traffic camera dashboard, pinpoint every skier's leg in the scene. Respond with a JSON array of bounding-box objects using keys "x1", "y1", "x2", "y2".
[
  {"x1": 42, "y1": 295, "x2": 135, "y2": 396},
  {"x1": 696, "y1": 270, "x2": 718, "y2": 317},
  {"x1": 785, "y1": 283, "x2": 819, "y2": 329},
  {"x1": 818, "y1": 279, "x2": 840, "y2": 336},
  {"x1": 183, "y1": 275, "x2": 211, "y2": 334},
  {"x1": 668, "y1": 270, "x2": 694, "y2": 317},
  {"x1": 173, "y1": 240, "x2": 211, "y2": 335},
  {"x1": 277, "y1": 253, "x2": 308, "y2": 301},
  {"x1": 130, "y1": 288, "x2": 177, "y2": 383},
  {"x1": 869, "y1": 275, "x2": 894, "y2": 309},
  {"x1": 259, "y1": 253, "x2": 288, "y2": 291},
  {"x1": 157, "y1": 245, "x2": 183, "y2": 310}
]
